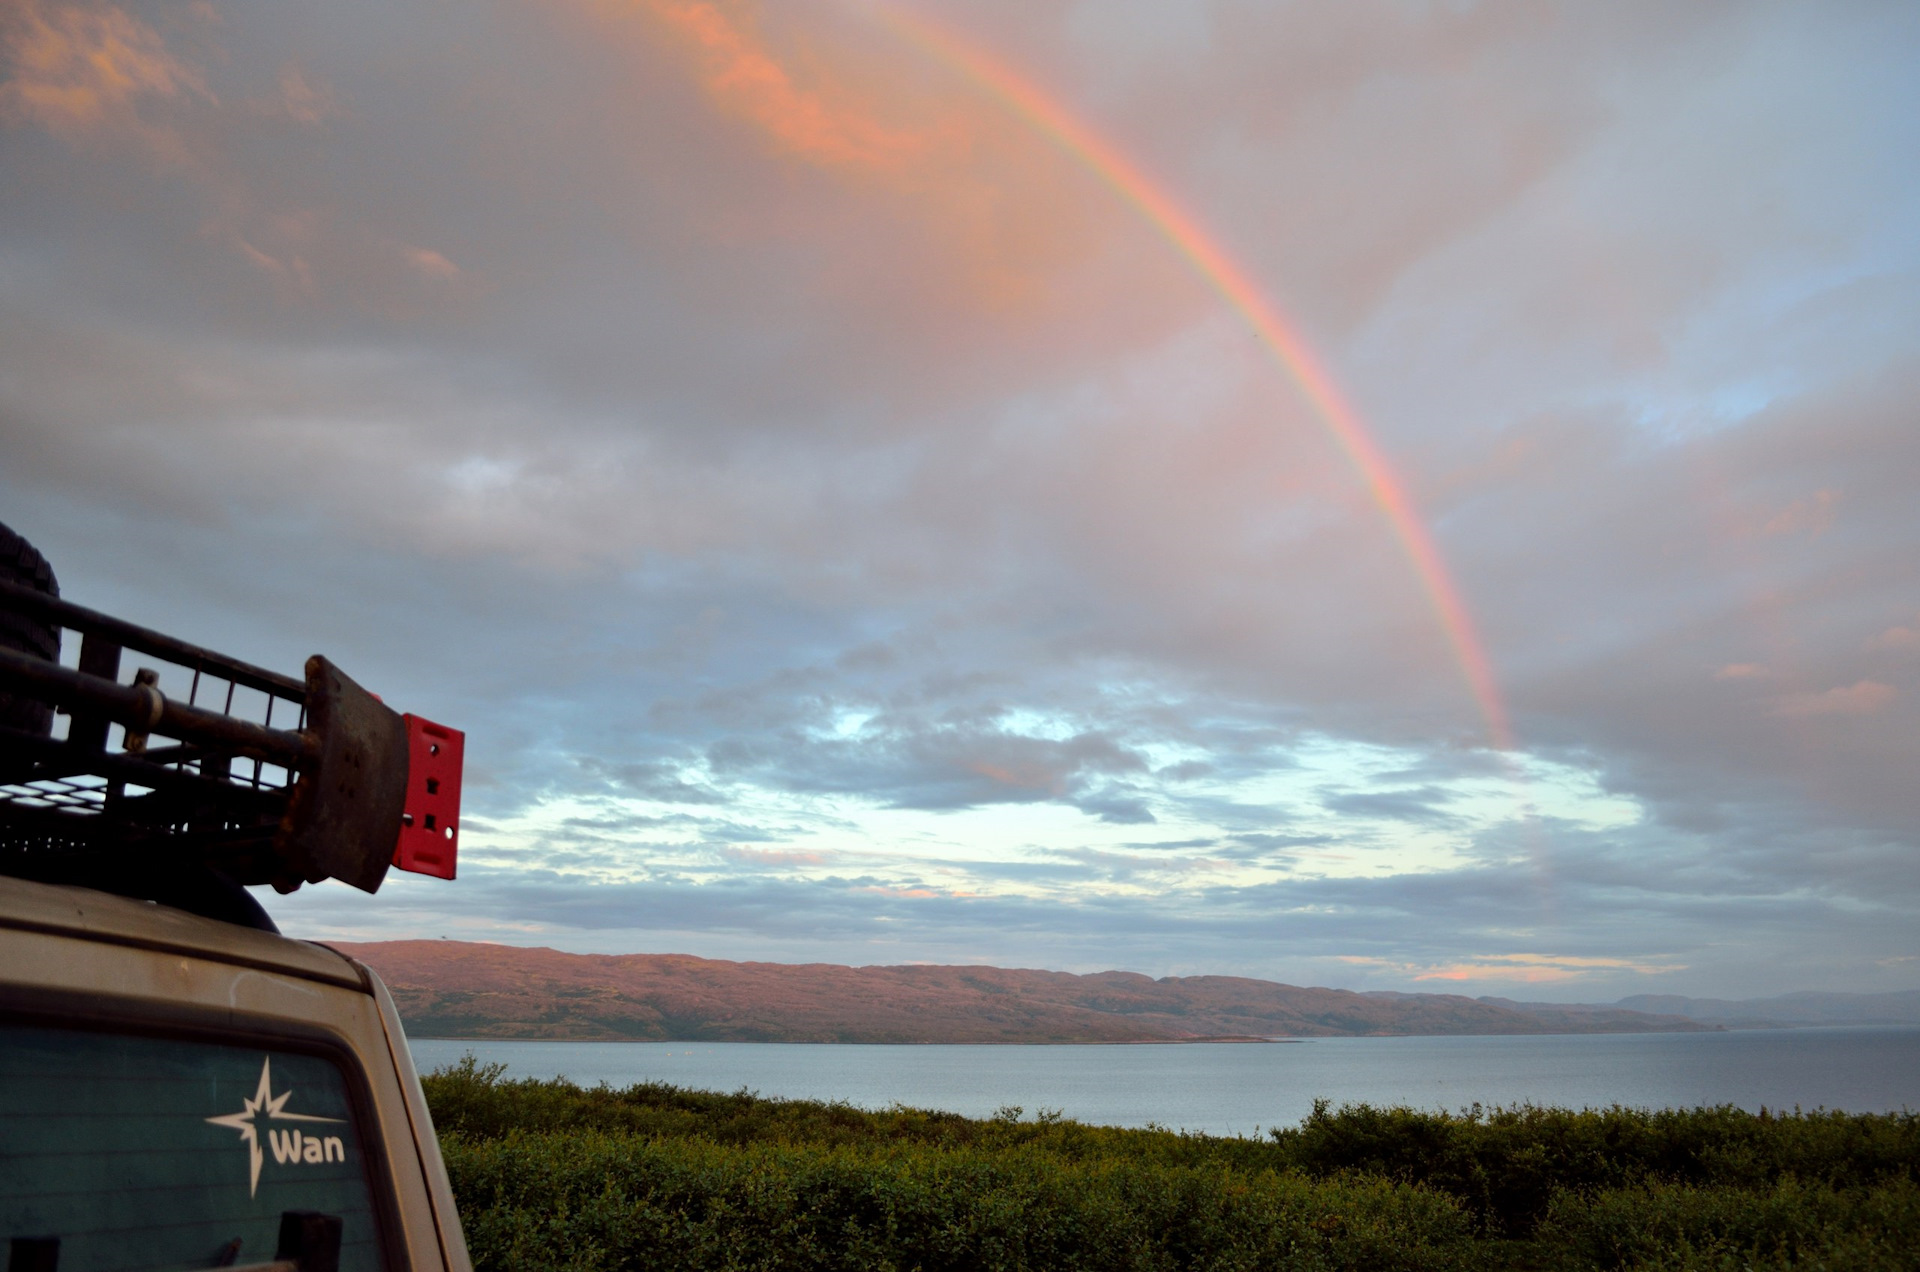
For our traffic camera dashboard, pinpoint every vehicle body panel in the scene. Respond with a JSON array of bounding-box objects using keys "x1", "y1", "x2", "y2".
[{"x1": 0, "y1": 876, "x2": 470, "y2": 1272}]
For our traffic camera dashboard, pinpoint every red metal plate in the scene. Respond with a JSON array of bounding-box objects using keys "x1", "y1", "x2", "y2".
[{"x1": 394, "y1": 714, "x2": 462, "y2": 879}]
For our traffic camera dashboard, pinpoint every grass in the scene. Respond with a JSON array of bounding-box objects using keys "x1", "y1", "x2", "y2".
[{"x1": 422, "y1": 1056, "x2": 1920, "y2": 1271}]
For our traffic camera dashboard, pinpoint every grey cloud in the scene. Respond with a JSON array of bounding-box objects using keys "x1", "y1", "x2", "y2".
[
  {"x1": 704, "y1": 710, "x2": 1152, "y2": 814},
  {"x1": 1319, "y1": 785, "x2": 1458, "y2": 824},
  {"x1": 266, "y1": 819, "x2": 1919, "y2": 997},
  {"x1": 1217, "y1": 832, "x2": 1330, "y2": 864},
  {"x1": 1156, "y1": 760, "x2": 1214, "y2": 781},
  {"x1": 579, "y1": 757, "x2": 729, "y2": 805},
  {"x1": 1231, "y1": 833, "x2": 1334, "y2": 850},
  {"x1": 1072, "y1": 788, "x2": 1157, "y2": 825}
]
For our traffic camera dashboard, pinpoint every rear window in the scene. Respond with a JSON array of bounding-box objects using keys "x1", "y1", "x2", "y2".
[{"x1": 0, "y1": 1021, "x2": 388, "y2": 1271}]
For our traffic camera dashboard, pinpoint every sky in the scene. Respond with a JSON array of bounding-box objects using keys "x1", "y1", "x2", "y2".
[{"x1": 2, "y1": 0, "x2": 1917, "y2": 1001}]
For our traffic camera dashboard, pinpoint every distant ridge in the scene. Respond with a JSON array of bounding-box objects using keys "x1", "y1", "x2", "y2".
[
  {"x1": 334, "y1": 941, "x2": 1709, "y2": 1043},
  {"x1": 1608, "y1": 990, "x2": 1920, "y2": 1029}
]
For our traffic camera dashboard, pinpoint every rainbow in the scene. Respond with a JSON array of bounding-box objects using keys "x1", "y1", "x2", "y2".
[{"x1": 869, "y1": 4, "x2": 1513, "y2": 750}]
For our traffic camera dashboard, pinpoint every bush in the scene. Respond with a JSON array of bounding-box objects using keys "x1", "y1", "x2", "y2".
[
  {"x1": 443, "y1": 1131, "x2": 1472, "y2": 1272},
  {"x1": 1269, "y1": 1098, "x2": 1920, "y2": 1235},
  {"x1": 421, "y1": 1057, "x2": 1920, "y2": 1271},
  {"x1": 1536, "y1": 1177, "x2": 1920, "y2": 1271}
]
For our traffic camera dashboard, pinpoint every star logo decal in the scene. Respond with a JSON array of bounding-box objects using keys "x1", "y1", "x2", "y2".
[{"x1": 204, "y1": 1056, "x2": 345, "y2": 1196}]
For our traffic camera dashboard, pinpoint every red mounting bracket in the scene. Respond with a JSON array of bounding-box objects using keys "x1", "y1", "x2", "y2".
[{"x1": 394, "y1": 714, "x2": 462, "y2": 879}]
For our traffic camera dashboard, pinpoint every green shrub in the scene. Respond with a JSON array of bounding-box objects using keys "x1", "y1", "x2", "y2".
[
  {"x1": 421, "y1": 1057, "x2": 1920, "y2": 1271},
  {"x1": 1268, "y1": 1099, "x2": 1920, "y2": 1235},
  {"x1": 442, "y1": 1130, "x2": 1473, "y2": 1272},
  {"x1": 1535, "y1": 1176, "x2": 1920, "y2": 1271}
]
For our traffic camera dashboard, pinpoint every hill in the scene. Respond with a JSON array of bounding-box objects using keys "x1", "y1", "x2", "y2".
[
  {"x1": 333, "y1": 941, "x2": 1708, "y2": 1042},
  {"x1": 1611, "y1": 989, "x2": 1920, "y2": 1028}
]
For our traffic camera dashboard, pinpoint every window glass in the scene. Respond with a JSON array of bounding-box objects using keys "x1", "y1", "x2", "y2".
[{"x1": 0, "y1": 1022, "x2": 387, "y2": 1271}]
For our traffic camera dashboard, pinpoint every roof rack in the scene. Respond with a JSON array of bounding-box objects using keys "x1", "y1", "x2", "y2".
[{"x1": 0, "y1": 572, "x2": 462, "y2": 909}]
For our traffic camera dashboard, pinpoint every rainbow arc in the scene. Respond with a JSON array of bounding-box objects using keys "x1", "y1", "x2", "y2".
[{"x1": 870, "y1": 4, "x2": 1513, "y2": 750}]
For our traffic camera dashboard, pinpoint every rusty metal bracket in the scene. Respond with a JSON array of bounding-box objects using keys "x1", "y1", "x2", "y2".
[{"x1": 273, "y1": 657, "x2": 409, "y2": 895}]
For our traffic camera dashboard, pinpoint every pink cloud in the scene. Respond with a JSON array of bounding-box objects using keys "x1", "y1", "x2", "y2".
[
  {"x1": 403, "y1": 246, "x2": 461, "y2": 280},
  {"x1": 637, "y1": 0, "x2": 926, "y2": 173},
  {"x1": 1772, "y1": 680, "x2": 1896, "y2": 718},
  {"x1": 1867, "y1": 620, "x2": 1920, "y2": 653},
  {"x1": 1340, "y1": 953, "x2": 1680, "y2": 983},
  {"x1": 276, "y1": 63, "x2": 337, "y2": 126},
  {"x1": 1759, "y1": 488, "x2": 1839, "y2": 538}
]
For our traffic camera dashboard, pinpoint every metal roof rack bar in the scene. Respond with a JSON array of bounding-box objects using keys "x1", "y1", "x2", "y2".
[
  {"x1": 0, "y1": 647, "x2": 316, "y2": 768},
  {"x1": 0, "y1": 578, "x2": 305, "y2": 701}
]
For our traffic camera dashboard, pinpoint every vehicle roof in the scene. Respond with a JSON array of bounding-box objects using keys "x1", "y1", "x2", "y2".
[{"x1": 0, "y1": 874, "x2": 366, "y2": 992}]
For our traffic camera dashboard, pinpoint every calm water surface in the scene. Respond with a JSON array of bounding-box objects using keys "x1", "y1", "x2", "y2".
[{"x1": 410, "y1": 1028, "x2": 1920, "y2": 1136}]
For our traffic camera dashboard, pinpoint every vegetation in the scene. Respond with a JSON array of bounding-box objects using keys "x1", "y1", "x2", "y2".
[{"x1": 423, "y1": 1057, "x2": 1920, "y2": 1271}]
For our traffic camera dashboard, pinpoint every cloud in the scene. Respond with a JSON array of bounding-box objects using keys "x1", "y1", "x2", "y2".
[
  {"x1": 580, "y1": 758, "x2": 729, "y2": 805},
  {"x1": 4, "y1": 0, "x2": 1919, "y2": 1000},
  {"x1": 558, "y1": 0, "x2": 1131, "y2": 320},
  {"x1": 402, "y1": 246, "x2": 460, "y2": 280},
  {"x1": 1758, "y1": 488, "x2": 1839, "y2": 539},
  {"x1": 1867, "y1": 620, "x2": 1920, "y2": 653},
  {"x1": 262, "y1": 818, "x2": 1915, "y2": 996},
  {"x1": 1072, "y1": 789, "x2": 1156, "y2": 825},
  {"x1": 1339, "y1": 953, "x2": 1683, "y2": 984},
  {"x1": 718, "y1": 846, "x2": 834, "y2": 869},
  {"x1": 0, "y1": 0, "x2": 209, "y2": 143},
  {"x1": 706, "y1": 715, "x2": 1153, "y2": 814},
  {"x1": 1773, "y1": 680, "x2": 1897, "y2": 719},
  {"x1": 635, "y1": 0, "x2": 925, "y2": 173},
  {"x1": 275, "y1": 63, "x2": 336, "y2": 126},
  {"x1": 1319, "y1": 785, "x2": 1457, "y2": 825}
]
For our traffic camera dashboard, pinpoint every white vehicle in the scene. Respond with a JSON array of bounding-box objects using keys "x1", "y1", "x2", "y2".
[{"x1": 0, "y1": 525, "x2": 471, "y2": 1272}]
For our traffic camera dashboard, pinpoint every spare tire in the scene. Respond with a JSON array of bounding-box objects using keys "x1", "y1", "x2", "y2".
[{"x1": 0, "y1": 522, "x2": 60, "y2": 736}]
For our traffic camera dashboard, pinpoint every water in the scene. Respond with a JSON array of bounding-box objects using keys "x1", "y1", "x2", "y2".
[{"x1": 410, "y1": 1026, "x2": 1920, "y2": 1135}]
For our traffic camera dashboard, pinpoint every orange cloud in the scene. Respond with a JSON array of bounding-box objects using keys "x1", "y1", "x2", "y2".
[
  {"x1": 0, "y1": 0, "x2": 209, "y2": 141},
  {"x1": 1773, "y1": 680, "x2": 1896, "y2": 718},
  {"x1": 969, "y1": 760, "x2": 1068, "y2": 796},
  {"x1": 276, "y1": 63, "x2": 337, "y2": 126},
  {"x1": 855, "y1": 884, "x2": 940, "y2": 899},
  {"x1": 403, "y1": 246, "x2": 461, "y2": 280},
  {"x1": 1867, "y1": 619, "x2": 1920, "y2": 653},
  {"x1": 1337, "y1": 953, "x2": 1680, "y2": 983},
  {"x1": 1, "y1": 6, "x2": 398, "y2": 306},
  {"x1": 1759, "y1": 488, "x2": 1838, "y2": 538},
  {"x1": 637, "y1": 0, "x2": 924, "y2": 173},
  {"x1": 1713, "y1": 662, "x2": 1768, "y2": 681},
  {"x1": 566, "y1": 0, "x2": 1116, "y2": 316}
]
